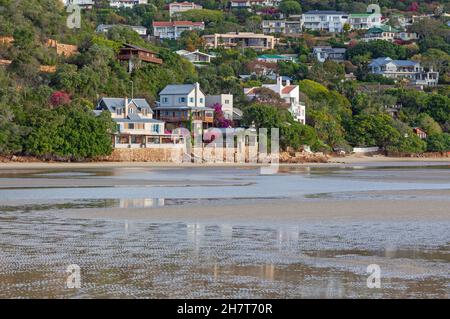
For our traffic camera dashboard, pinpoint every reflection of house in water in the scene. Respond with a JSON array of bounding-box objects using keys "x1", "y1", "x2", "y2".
[
  {"x1": 119, "y1": 198, "x2": 165, "y2": 208},
  {"x1": 187, "y1": 223, "x2": 203, "y2": 255},
  {"x1": 277, "y1": 226, "x2": 300, "y2": 247}
]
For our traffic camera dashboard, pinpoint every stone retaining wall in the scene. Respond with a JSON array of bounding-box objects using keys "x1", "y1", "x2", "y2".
[{"x1": 100, "y1": 146, "x2": 185, "y2": 162}]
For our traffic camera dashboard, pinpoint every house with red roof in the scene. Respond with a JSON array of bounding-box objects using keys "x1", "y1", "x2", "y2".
[
  {"x1": 244, "y1": 76, "x2": 306, "y2": 124},
  {"x1": 152, "y1": 21, "x2": 205, "y2": 40}
]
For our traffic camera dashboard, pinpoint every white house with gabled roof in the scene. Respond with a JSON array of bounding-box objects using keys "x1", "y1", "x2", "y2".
[
  {"x1": 245, "y1": 76, "x2": 306, "y2": 124},
  {"x1": 95, "y1": 97, "x2": 183, "y2": 148},
  {"x1": 368, "y1": 57, "x2": 439, "y2": 86},
  {"x1": 155, "y1": 83, "x2": 214, "y2": 129}
]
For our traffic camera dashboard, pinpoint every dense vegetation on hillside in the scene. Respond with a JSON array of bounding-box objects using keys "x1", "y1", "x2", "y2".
[{"x1": 0, "y1": 0, "x2": 449, "y2": 160}]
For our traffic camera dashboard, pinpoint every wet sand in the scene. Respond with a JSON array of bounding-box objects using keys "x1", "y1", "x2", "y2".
[
  {"x1": 63, "y1": 196, "x2": 450, "y2": 222},
  {"x1": 0, "y1": 164, "x2": 449, "y2": 298},
  {"x1": 0, "y1": 156, "x2": 449, "y2": 170}
]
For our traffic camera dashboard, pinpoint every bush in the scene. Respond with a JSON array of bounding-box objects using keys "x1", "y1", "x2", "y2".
[{"x1": 426, "y1": 133, "x2": 450, "y2": 152}]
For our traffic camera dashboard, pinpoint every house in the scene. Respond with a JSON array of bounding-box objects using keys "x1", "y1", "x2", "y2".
[
  {"x1": 232, "y1": 108, "x2": 243, "y2": 127},
  {"x1": 176, "y1": 50, "x2": 215, "y2": 64},
  {"x1": 229, "y1": 0, "x2": 281, "y2": 9},
  {"x1": 413, "y1": 127, "x2": 427, "y2": 139},
  {"x1": 169, "y1": 1, "x2": 202, "y2": 17},
  {"x1": 257, "y1": 54, "x2": 294, "y2": 63},
  {"x1": 348, "y1": 12, "x2": 382, "y2": 30},
  {"x1": 312, "y1": 46, "x2": 346, "y2": 62},
  {"x1": 302, "y1": 11, "x2": 349, "y2": 33},
  {"x1": 154, "y1": 83, "x2": 214, "y2": 129},
  {"x1": 117, "y1": 44, "x2": 163, "y2": 72},
  {"x1": 109, "y1": 0, "x2": 148, "y2": 8},
  {"x1": 96, "y1": 24, "x2": 148, "y2": 37},
  {"x1": 364, "y1": 25, "x2": 418, "y2": 42},
  {"x1": 152, "y1": 21, "x2": 205, "y2": 40},
  {"x1": 262, "y1": 20, "x2": 302, "y2": 35},
  {"x1": 205, "y1": 94, "x2": 234, "y2": 120},
  {"x1": 203, "y1": 32, "x2": 276, "y2": 50},
  {"x1": 95, "y1": 97, "x2": 182, "y2": 148},
  {"x1": 61, "y1": 0, "x2": 94, "y2": 9},
  {"x1": 364, "y1": 25, "x2": 400, "y2": 42},
  {"x1": 368, "y1": 57, "x2": 439, "y2": 86},
  {"x1": 244, "y1": 76, "x2": 306, "y2": 124},
  {"x1": 396, "y1": 31, "x2": 419, "y2": 42}
]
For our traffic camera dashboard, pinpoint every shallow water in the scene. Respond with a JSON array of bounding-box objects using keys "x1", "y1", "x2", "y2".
[{"x1": 0, "y1": 164, "x2": 449, "y2": 298}]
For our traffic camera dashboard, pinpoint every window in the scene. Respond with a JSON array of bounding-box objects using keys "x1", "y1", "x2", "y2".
[
  {"x1": 152, "y1": 124, "x2": 160, "y2": 133},
  {"x1": 178, "y1": 97, "x2": 186, "y2": 103},
  {"x1": 189, "y1": 97, "x2": 194, "y2": 103},
  {"x1": 162, "y1": 97, "x2": 168, "y2": 103},
  {"x1": 199, "y1": 98, "x2": 204, "y2": 103},
  {"x1": 116, "y1": 109, "x2": 122, "y2": 115},
  {"x1": 128, "y1": 123, "x2": 135, "y2": 130},
  {"x1": 129, "y1": 108, "x2": 133, "y2": 114},
  {"x1": 225, "y1": 100, "x2": 230, "y2": 104}
]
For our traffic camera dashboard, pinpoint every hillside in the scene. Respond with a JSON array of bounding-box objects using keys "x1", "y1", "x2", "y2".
[{"x1": 0, "y1": 0, "x2": 449, "y2": 160}]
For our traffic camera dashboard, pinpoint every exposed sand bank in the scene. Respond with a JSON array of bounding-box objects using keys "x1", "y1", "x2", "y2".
[{"x1": 63, "y1": 197, "x2": 450, "y2": 222}]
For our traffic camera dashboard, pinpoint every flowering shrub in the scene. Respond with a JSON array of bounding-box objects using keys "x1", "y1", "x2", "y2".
[
  {"x1": 50, "y1": 91, "x2": 71, "y2": 107},
  {"x1": 213, "y1": 103, "x2": 233, "y2": 128}
]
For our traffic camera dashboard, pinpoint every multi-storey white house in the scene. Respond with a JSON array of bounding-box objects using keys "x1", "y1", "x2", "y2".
[
  {"x1": 203, "y1": 32, "x2": 276, "y2": 50},
  {"x1": 230, "y1": 0, "x2": 281, "y2": 10},
  {"x1": 152, "y1": 21, "x2": 205, "y2": 40},
  {"x1": 262, "y1": 20, "x2": 302, "y2": 35},
  {"x1": 205, "y1": 94, "x2": 234, "y2": 120},
  {"x1": 96, "y1": 24, "x2": 147, "y2": 37},
  {"x1": 109, "y1": 0, "x2": 148, "y2": 8},
  {"x1": 169, "y1": 1, "x2": 202, "y2": 17},
  {"x1": 312, "y1": 46, "x2": 346, "y2": 62},
  {"x1": 348, "y1": 12, "x2": 382, "y2": 30},
  {"x1": 302, "y1": 10, "x2": 349, "y2": 33},
  {"x1": 154, "y1": 83, "x2": 214, "y2": 129},
  {"x1": 244, "y1": 76, "x2": 306, "y2": 124},
  {"x1": 95, "y1": 97, "x2": 183, "y2": 148},
  {"x1": 368, "y1": 57, "x2": 439, "y2": 86},
  {"x1": 61, "y1": 0, "x2": 95, "y2": 8}
]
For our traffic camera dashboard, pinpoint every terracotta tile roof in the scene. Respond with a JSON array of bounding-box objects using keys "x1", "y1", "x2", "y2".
[
  {"x1": 282, "y1": 85, "x2": 296, "y2": 94},
  {"x1": 152, "y1": 21, "x2": 204, "y2": 27}
]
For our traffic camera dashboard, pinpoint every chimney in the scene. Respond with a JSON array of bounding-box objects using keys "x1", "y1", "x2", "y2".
[
  {"x1": 124, "y1": 96, "x2": 128, "y2": 118},
  {"x1": 195, "y1": 82, "x2": 200, "y2": 107}
]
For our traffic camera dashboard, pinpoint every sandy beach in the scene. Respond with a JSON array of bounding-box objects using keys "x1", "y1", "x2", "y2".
[{"x1": 0, "y1": 155, "x2": 449, "y2": 170}]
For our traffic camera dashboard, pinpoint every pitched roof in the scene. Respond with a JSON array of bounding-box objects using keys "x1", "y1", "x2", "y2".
[
  {"x1": 159, "y1": 83, "x2": 203, "y2": 95},
  {"x1": 97, "y1": 98, "x2": 152, "y2": 112},
  {"x1": 122, "y1": 43, "x2": 157, "y2": 54},
  {"x1": 258, "y1": 54, "x2": 286, "y2": 59},
  {"x1": 176, "y1": 49, "x2": 215, "y2": 57},
  {"x1": 367, "y1": 25, "x2": 399, "y2": 33},
  {"x1": 369, "y1": 57, "x2": 419, "y2": 67},
  {"x1": 282, "y1": 85, "x2": 297, "y2": 94},
  {"x1": 152, "y1": 21, "x2": 204, "y2": 27},
  {"x1": 304, "y1": 10, "x2": 347, "y2": 15},
  {"x1": 349, "y1": 13, "x2": 377, "y2": 18}
]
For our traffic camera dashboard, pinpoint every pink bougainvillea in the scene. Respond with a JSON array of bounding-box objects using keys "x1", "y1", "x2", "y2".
[
  {"x1": 50, "y1": 91, "x2": 71, "y2": 107},
  {"x1": 407, "y1": 2, "x2": 419, "y2": 12},
  {"x1": 213, "y1": 103, "x2": 233, "y2": 128}
]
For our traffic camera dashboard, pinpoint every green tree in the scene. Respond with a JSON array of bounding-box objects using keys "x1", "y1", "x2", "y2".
[
  {"x1": 426, "y1": 133, "x2": 450, "y2": 152},
  {"x1": 279, "y1": 1, "x2": 302, "y2": 16}
]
